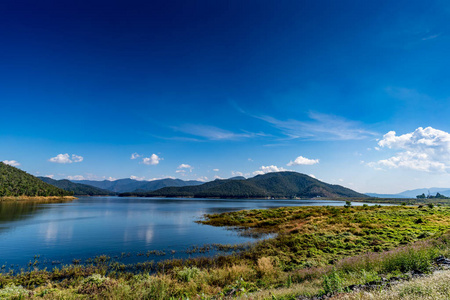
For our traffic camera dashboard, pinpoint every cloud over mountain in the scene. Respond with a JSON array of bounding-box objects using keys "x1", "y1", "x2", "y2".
[
  {"x1": 2, "y1": 160, "x2": 20, "y2": 166},
  {"x1": 287, "y1": 156, "x2": 319, "y2": 166},
  {"x1": 253, "y1": 165, "x2": 288, "y2": 175}
]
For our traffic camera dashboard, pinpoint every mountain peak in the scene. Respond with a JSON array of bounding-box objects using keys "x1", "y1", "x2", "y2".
[{"x1": 121, "y1": 171, "x2": 366, "y2": 199}]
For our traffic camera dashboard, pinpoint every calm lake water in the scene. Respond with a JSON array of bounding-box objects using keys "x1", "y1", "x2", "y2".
[{"x1": 0, "y1": 197, "x2": 382, "y2": 269}]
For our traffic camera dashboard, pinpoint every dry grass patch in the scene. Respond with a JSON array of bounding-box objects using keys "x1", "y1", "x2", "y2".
[
  {"x1": 0, "y1": 196, "x2": 76, "y2": 202},
  {"x1": 334, "y1": 270, "x2": 450, "y2": 300}
]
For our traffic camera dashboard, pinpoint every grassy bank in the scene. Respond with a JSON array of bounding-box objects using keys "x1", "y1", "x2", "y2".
[{"x1": 1, "y1": 205, "x2": 450, "y2": 299}]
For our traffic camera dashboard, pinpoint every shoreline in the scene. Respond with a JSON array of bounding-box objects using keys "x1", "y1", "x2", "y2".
[{"x1": 0, "y1": 195, "x2": 77, "y2": 202}]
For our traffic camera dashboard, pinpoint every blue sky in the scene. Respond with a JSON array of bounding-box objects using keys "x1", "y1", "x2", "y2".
[{"x1": 2, "y1": 0, "x2": 450, "y2": 193}]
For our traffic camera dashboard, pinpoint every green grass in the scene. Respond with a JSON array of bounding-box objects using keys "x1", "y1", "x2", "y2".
[
  {"x1": 2, "y1": 205, "x2": 450, "y2": 299},
  {"x1": 202, "y1": 205, "x2": 450, "y2": 268}
]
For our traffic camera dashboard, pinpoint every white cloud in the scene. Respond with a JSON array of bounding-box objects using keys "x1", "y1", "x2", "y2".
[
  {"x1": 213, "y1": 168, "x2": 219, "y2": 172},
  {"x1": 131, "y1": 153, "x2": 141, "y2": 159},
  {"x1": 142, "y1": 154, "x2": 161, "y2": 165},
  {"x1": 49, "y1": 154, "x2": 71, "y2": 164},
  {"x1": 130, "y1": 175, "x2": 146, "y2": 181},
  {"x1": 257, "y1": 112, "x2": 377, "y2": 141},
  {"x1": 214, "y1": 175, "x2": 223, "y2": 179},
  {"x1": 422, "y1": 34, "x2": 440, "y2": 41},
  {"x1": 67, "y1": 175, "x2": 85, "y2": 180},
  {"x1": 385, "y1": 87, "x2": 433, "y2": 103},
  {"x1": 253, "y1": 165, "x2": 288, "y2": 175},
  {"x1": 231, "y1": 171, "x2": 244, "y2": 177},
  {"x1": 175, "y1": 170, "x2": 186, "y2": 173},
  {"x1": 49, "y1": 153, "x2": 83, "y2": 164},
  {"x1": 44, "y1": 174, "x2": 54, "y2": 179},
  {"x1": 178, "y1": 164, "x2": 192, "y2": 169},
  {"x1": 106, "y1": 177, "x2": 116, "y2": 181},
  {"x1": 71, "y1": 154, "x2": 83, "y2": 163},
  {"x1": 174, "y1": 124, "x2": 263, "y2": 141},
  {"x1": 309, "y1": 174, "x2": 316, "y2": 179},
  {"x1": 148, "y1": 176, "x2": 176, "y2": 181},
  {"x1": 287, "y1": 156, "x2": 319, "y2": 166},
  {"x1": 369, "y1": 127, "x2": 450, "y2": 172},
  {"x1": 197, "y1": 176, "x2": 208, "y2": 182},
  {"x1": 2, "y1": 160, "x2": 20, "y2": 166}
]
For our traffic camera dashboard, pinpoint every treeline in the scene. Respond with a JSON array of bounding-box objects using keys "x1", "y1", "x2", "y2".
[
  {"x1": 0, "y1": 162, "x2": 72, "y2": 197},
  {"x1": 417, "y1": 192, "x2": 450, "y2": 199}
]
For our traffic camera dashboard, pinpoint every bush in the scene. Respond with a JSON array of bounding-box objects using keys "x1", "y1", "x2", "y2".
[
  {"x1": 322, "y1": 268, "x2": 343, "y2": 295},
  {"x1": 78, "y1": 274, "x2": 115, "y2": 295},
  {"x1": 257, "y1": 257, "x2": 277, "y2": 278},
  {"x1": 176, "y1": 266, "x2": 201, "y2": 282}
]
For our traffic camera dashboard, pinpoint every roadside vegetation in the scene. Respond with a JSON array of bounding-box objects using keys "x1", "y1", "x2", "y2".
[{"x1": 1, "y1": 205, "x2": 450, "y2": 299}]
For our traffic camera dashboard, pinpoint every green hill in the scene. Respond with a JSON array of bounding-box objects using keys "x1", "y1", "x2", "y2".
[
  {"x1": 120, "y1": 171, "x2": 366, "y2": 198},
  {"x1": 72, "y1": 178, "x2": 203, "y2": 193},
  {"x1": 0, "y1": 162, "x2": 73, "y2": 197},
  {"x1": 38, "y1": 177, "x2": 116, "y2": 196}
]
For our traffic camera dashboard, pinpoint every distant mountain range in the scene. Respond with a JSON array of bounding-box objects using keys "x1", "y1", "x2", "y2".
[
  {"x1": 72, "y1": 178, "x2": 204, "y2": 193},
  {"x1": 120, "y1": 171, "x2": 367, "y2": 199},
  {"x1": 367, "y1": 187, "x2": 450, "y2": 199},
  {"x1": 0, "y1": 162, "x2": 71, "y2": 197},
  {"x1": 38, "y1": 177, "x2": 115, "y2": 196},
  {"x1": 8, "y1": 161, "x2": 446, "y2": 200}
]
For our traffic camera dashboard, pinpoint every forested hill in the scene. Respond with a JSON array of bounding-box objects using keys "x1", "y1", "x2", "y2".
[
  {"x1": 0, "y1": 162, "x2": 72, "y2": 197},
  {"x1": 38, "y1": 177, "x2": 116, "y2": 196},
  {"x1": 120, "y1": 171, "x2": 367, "y2": 199},
  {"x1": 72, "y1": 178, "x2": 203, "y2": 193}
]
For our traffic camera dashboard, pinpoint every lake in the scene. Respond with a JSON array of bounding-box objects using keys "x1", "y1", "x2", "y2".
[{"x1": 0, "y1": 197, "x2": 382, "y2": 269}]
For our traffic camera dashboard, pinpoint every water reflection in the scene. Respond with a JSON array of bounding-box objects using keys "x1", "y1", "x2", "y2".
[
  {"x1": 0, "y1": 199, "x2": 70, "y2": 223},
  {"x1": 40, "y1": 222, "x2": 74, "y2": 243},
  {"x1": 136, "y1": 226, "x2": 154, "y2": 245}
]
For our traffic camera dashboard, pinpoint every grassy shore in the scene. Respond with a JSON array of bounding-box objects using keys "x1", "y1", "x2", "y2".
[
  {"x1": 0, "y1": 196, "x2": 76, "y2": 202},
  {"x1": 1, "y1": 204, "x2": 450, "y2": 299}
]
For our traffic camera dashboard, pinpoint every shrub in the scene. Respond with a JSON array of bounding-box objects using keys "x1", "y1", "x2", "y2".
[
  {"x1": 78, "y1": 274, "x2": 115, "y2": 295},
  {"x1": 257, "y1": 257, "x2": 276, "y2": 278},
  {"x1": 176, "y1": 266, "x2": 201, "y2": 282},
  {"x1": 322, "y1": 268, "x2": 343, "y2": 295}
]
